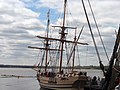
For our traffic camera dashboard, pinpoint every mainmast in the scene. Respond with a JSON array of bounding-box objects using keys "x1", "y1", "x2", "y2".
[
  {"x1": 59, "y1": 0, "x2": 67, "y2": 73},
  {"x1": 59, "y1": 0, "x2": 89, "y2": 73}
]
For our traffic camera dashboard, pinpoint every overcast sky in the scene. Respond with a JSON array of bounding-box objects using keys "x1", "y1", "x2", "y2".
[{"x1": 0, "y1": 0, "x2": 120, "y2": 66}]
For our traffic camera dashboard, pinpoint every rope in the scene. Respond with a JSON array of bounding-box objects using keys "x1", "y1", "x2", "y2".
[
  {"x1": 81, "y1": 0, "x2": 101, "y2": 63},
  {"x1": 85, "y1": 45, "x2": 88, "y2": 65},
  {"x1": 36, "y1": 50, "x2": 42, "y2": 67},
  {"x1": 77, "y1": 45, "x2": 81, "y2": 67},
  {"x1": 113, "y1": 67, "x2": 120, "y2": 73},
  {"x1": 65, "y1": 39, "x2": 69, "y2": 62},
  {"x1": 81, "y1": 0, "x2": 105, "y2": 74},
  {"x1": 87, "y1": 0, "x2": 109, "y2": 62},
  {"x1": 67, "y1": 26, "x2": 84, "y2": 65},
  {"x1": 40, "y1": 51, "x2": 45, "y2": 71}
]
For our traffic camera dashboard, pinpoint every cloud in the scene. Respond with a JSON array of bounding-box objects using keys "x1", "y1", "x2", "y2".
[
  {"x1": 0, "y1": 0, "x2": 45, "y2": 65},
  {"x1": 0, "y1": 0, "x2": 119, "y2": 66}
]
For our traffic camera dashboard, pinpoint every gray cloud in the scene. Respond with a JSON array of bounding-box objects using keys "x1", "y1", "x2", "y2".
[
  {"x1": 0, "y1": 0, "x2": 45, "y2": 65},
  {"x1": 0, "y1": 0, "x2": 119, "y2": 66}
]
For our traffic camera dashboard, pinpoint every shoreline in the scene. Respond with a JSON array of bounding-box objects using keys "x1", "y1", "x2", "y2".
[{"x1": 0, "y1": 64, "x2": 107, "y2": 70}]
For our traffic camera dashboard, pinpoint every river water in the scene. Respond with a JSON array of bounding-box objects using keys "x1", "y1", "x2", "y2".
[{"x1": 0, "y1": 68, "x2": 103, "y2": 90}]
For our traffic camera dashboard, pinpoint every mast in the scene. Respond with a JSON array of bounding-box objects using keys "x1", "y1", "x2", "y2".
[
  {"x1": 59, "y1": 0, "x2": 67, "y2": 73},
  {"x1": 102, "y1": 26, "x2": 120, "y2": 90},
  {"x1": 45, "y1": 10, "x2": 50, "y2": 72}
]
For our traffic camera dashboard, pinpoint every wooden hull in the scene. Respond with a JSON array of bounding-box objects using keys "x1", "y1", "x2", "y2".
[
  {"x1": 37, "y1": 73, "x2": 88, "y2": 90},
  {"x1": 40, "y1": 82, "x2": 73, "y2": 89}
]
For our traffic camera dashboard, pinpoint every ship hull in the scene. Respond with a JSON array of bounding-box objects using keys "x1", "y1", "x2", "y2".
[
  {"x1": 37, "y1": 72, "x2": 88, "y2": 90},
  {"x1": 40, "y1": 82, "x2": 73, "y2": 89}
]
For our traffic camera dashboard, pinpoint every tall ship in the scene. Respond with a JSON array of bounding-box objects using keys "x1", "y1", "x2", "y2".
[
  {"x1": 28, "y1": 0, "x2": 120, "y2": 90},
  {"x1": 29, "y1": 0, "x2": 89, "y2": 89}
]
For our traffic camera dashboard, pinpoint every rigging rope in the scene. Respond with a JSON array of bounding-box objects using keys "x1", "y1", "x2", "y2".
[
  {"x1": 65, "y1": 42, "x2": 72, "y2": 69},
  {"x1": 85, "y1": 45, "x2": 88, "y2": 65},
  {"x1": 36, "y1": 50, "x2": 42, "y2": 67},
  {"x1": 40, "y1": 51, "x2": 45, "y2": 71},
  {"x1": 87, "y1": 0, "x2": 109, "y2": 62},
  {"x1": 76, "y1": 45, "x2": 81, "y2": 67},
  {"x1": 81, "y1": 0, "x2": 105, "y2": 75},
  {"x1": 67, "y1": 26, "x2": 84, "y2": 65},
  {"x1": 65, "y1": 38, "x2": 69, "y2": 61}
]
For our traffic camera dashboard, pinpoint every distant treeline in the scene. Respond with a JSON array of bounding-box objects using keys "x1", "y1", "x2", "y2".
[
  {"x1": 0, "y1": 64, "x2": 108, "y2": 69},
  {"x1": 0, "y1": 64, "x2": 35, "y2": 68}
]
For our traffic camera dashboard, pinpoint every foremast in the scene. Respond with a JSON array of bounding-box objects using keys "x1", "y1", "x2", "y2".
[
  {"x1": 45, "y1": 10, "x2": 50, "y2": 72},
  {"x1": 28, "y1": 10, "x2": 52, "y2": 73}
]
